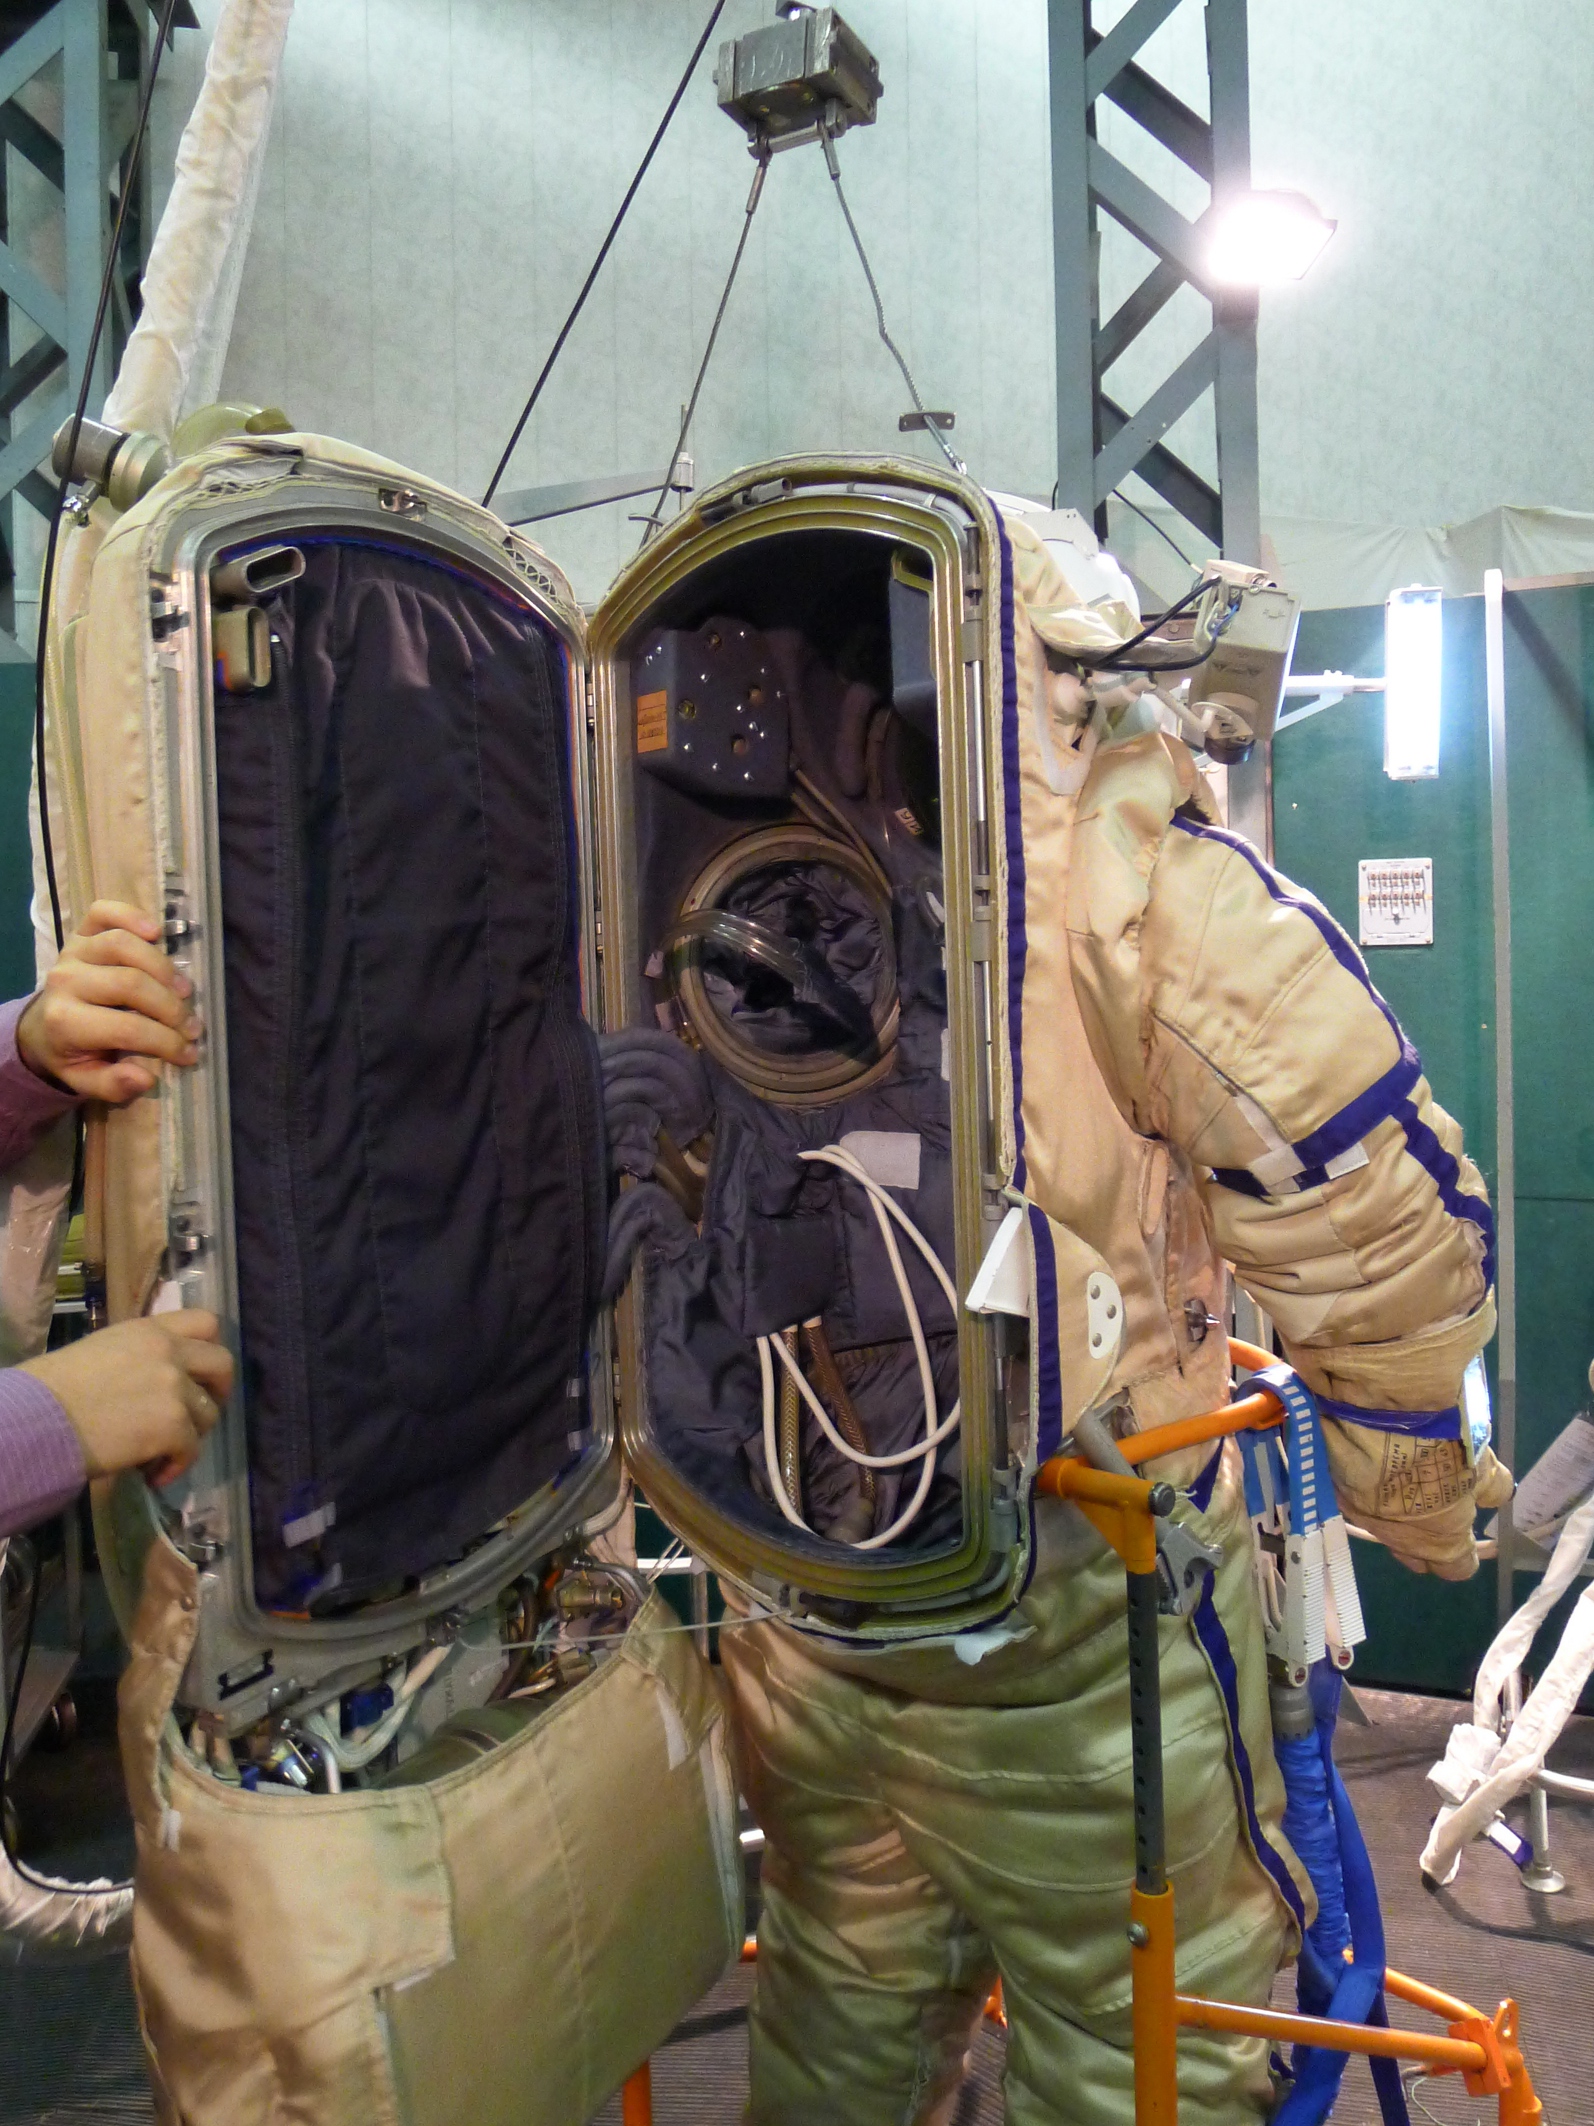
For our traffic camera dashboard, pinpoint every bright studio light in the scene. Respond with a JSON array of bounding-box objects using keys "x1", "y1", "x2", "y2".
[
  {"x1": 1384, "y1": 585, "x2": 1444, "y2": 780},
  {"x1": 1207, "y1": 190, "x2": 1336, "y2": 287}
]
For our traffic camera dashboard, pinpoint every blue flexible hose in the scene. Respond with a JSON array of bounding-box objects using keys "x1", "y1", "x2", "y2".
[
  {"x1": 1277, "y1": 1730, "x2": 1351, "y2": 1967},
  {"x1": 1271, "y1": 1662, "x2": 1410, "y2": 2126}
]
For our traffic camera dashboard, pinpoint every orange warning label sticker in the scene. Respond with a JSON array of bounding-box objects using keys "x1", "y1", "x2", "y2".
[{"x1": 636, "y1": 690, "x2": 670, "y2": 754}]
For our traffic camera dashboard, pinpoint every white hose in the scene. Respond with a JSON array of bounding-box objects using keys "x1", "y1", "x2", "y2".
[
  {"x1": 1474, "y1": 1490, "x2": 1594, "y2": 1731},
  {"x1": 768, "y1": 1319, "x2": 959, "y2": 1471},
  {"x1": 799, "y1": 1147, "x2": 960, "y2": 1309},
  {"x1": 103, "y1": 0, "x2": 296, "y2": 438},
  {"x1": 304, "y1": 1643, "x2": 449, "y2": 1775},
  {"x1": 757, "y1": 1148, "x2": 961, "y2": 1550},
  {"x1": 1421, "y1": 1492, "x2": 1594, "y2": 1884},
  {"x1": 0, "y1": 1847, "x2": 132, "y2": 1963}
]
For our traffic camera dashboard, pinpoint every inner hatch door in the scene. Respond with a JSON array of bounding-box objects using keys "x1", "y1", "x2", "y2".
[{"x1": 585, "y1": 457, "x2": 1024, "y2": 1633}]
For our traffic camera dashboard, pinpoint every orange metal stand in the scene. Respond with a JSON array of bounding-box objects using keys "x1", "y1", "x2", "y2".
[
  {"x1": 620, "y1": 2062, "x2": 652, "y2": 2126},
  {"x1": 621, "y1": 1343, "x2": 1544, "y2": 2125},
  {"x1": 1041, "y1": 1347, "x2": 1543, "y2": 2125}
]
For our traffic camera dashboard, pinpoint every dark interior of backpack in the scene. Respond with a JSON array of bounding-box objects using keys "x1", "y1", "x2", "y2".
[
  {"x1": 214, "y1": 535, "x2": 604, "y2": 1610},
  {"x1": 618, "y1": 529, "x2": 964, "y2": 1562}
]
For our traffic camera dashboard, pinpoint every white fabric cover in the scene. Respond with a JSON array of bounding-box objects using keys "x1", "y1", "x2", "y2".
[
  {"x1": 1420, "y1": 1491, "x2": 1594, "y2": 1883},
  {"x1": 103, "y1": 0, "x2": 294, "y2": 440}
]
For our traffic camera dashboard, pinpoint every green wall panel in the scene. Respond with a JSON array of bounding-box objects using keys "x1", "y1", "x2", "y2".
[
  {"x1": 1276, "y1": 589, "x2": 1594, "y2": 1695},
  {"x1": 0, "y1": 666, "x2": 38, "y2": 1004},
  {"x1": 1277, "y1": 599, "x2": 1493, "y2": 1173}
]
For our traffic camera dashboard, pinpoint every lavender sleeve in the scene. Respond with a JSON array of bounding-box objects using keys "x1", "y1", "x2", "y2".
[
  {"x1": 0, "y1": 994, "x2": 78, "y2": 1174},
  {"x1": 0, "y1": 1369, "x2": 85, "y2": 1537}
]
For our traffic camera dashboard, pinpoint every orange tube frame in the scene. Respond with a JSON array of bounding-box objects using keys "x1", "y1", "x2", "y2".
[
  {"x1": 624, "y1": 1345, "x2": 1543, "y2": 2125},
  {"x1": 1052, "y1": 1343, "x2": 1542, "y2": 2125},
  {"x1": 620, "y1": 2063, "x2": 652, "y2": 2126}
]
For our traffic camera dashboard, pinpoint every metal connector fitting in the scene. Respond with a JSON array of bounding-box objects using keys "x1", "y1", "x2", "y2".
[{"x1": 51, "y1": 416, "x2": 170, "y2": 513}]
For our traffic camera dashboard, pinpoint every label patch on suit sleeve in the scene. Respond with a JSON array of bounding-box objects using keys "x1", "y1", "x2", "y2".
[{"x1": 636, "y1": 690, "x2": 669, "y2": 753}]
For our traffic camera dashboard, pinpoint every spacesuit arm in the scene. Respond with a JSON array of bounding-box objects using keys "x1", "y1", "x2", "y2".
[{"x1": 1137, "y1": 811, "x2": 1508, "y2": 1579}]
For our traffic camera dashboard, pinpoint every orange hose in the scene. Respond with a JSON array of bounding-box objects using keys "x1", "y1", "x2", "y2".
[
  {"x1": 1382, "y1": 1966, "x2": 1478, "y2": 2027},
  {"x1": 1033, "y1": 1462, "x2": 1162, "y2": 1511},
  {"x1": 1114, "y1": 1390, "x2": 1283, "y2": 1467},
  {"x1": 1132, "y1": 1886, "x2": 1179, "y2": 2126}
]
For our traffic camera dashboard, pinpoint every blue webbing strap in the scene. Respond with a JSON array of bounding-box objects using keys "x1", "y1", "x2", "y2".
[
  {"x1": 1273, "y1": 1664, "x2": 1410, "y2": 2126},
  {"x1": 1245, "y1": 1365, "x2": 1332, "y2": 1537}
]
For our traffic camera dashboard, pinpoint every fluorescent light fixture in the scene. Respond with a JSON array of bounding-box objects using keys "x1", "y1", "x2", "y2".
[
  {"x1": 1207, "y1": 190, "x2": 1336, "y2": 287},
  {"x1": 1384, "y1": 585, "x2": 1443, "y2": 780}
]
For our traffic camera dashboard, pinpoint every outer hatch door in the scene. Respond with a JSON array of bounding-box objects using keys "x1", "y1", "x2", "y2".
[{"x1": 123, "y1": 441, "x2": 622, "y2": 1726}]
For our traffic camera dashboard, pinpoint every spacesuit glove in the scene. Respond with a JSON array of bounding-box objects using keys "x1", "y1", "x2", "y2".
[{"x1": 1323, "y1": 1432, "x2": 1513, "y2": 1580}]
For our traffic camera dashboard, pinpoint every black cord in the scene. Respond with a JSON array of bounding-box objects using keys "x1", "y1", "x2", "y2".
[
  {"x1": 636, "y1": 152, "x2": 770, "y2": 550},
  {"x1": 0, "y1": 1544, "x2": 43, "y2": 1866},
  {"x1": 1111, "y1": 487, "x2": 1199, "y2": 572},
  {"x1": 481, "y1": 0, "x2": 727, "y2": 510},
  {"x1": 34, "y1": 0, "x2": 182, "y2": 954},
  {"x1": 1071, "y1": 574, "x2": 1212, "y2": 671},
  {"x1": 6, "y1": 0, "x2": 178, "y2": 1902}
]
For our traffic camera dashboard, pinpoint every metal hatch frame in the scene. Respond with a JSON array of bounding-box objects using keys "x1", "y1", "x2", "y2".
[
  {"x1": 123, "y1": 448, "x2": 622, "y2": 1730},
  {"x1": 587, "y1": 453, "x2": 1028, "y2": 1634}
]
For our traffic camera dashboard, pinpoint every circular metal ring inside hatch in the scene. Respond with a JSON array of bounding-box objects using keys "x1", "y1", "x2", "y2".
[{"x1": 664, "y1": 824, "x2": 900, "y2": 1106}]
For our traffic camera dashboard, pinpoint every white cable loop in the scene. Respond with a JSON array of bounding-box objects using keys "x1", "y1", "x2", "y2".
[
  {"x1": 757, "y1": 1148, "x2": 961, "y2": 1550},
  {"x1": 767, "y1": 1314, "x2": 959, "y2": 1471},
  {"x1": 798, "y1": 1146, "x2": 960, "y2": 1307}
]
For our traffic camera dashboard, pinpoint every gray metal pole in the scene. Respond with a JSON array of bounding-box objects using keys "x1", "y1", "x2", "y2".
[
  {"x1": 1206, "y1": 0, "x2": 1259, "y2": 563},
  {"x1": 1484, "y1": 567, "x2": 1517, "y2": 1630},
  {"x1": 1048, "y1": 0, "x2": 1096, "y2": 519}
]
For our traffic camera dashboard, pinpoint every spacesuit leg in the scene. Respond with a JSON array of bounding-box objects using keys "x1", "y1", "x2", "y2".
[
  {"x1": 908, "y1": 1472, "x2": 1298, "y2": 2125},
  {"x1": 728, "y1": 1626, "x2": 997, "y2": 2126},
  {"x1": 724, "y1": 1455, "x2": 1301, "y2": 2125}
]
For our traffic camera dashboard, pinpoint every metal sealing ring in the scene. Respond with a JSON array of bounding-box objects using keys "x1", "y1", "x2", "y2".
[{"x1": 665, "y1": 825, "x2": 899, "y2": 1105}]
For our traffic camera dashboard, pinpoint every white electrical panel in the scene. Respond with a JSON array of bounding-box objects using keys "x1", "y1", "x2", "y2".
[{"x1": 1358, "y1": 858, "x2": 1433, "y2": 946}]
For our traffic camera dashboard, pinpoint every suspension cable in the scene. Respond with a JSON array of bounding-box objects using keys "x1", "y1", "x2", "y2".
[
  {"x1": 482, "y1": 0, "x2": 727, "y2": 509},
  {"x1": 820, "y1": 124, "x2": 964, "y2": 477},
  {"x1": 636, "y1": 149, "x2": 771, "y2": 549}
]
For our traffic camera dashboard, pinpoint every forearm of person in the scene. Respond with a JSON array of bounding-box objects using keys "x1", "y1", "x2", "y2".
[
  {"x1": 0, "y1": 995, "x2": 79, "y2": 1173},
  {"x1": 0, "y1": 1368, "x2": 86, "y2": 1538}
]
